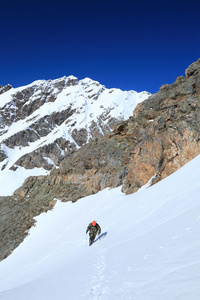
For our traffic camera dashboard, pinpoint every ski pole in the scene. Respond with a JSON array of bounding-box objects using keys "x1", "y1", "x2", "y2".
[{"x1": 85, "y1": 233, "x2": 88, "y2": 247}]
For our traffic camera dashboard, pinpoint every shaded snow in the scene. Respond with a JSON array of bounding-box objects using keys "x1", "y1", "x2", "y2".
[{"x1": 0, "y1": 155, "x2": 200, "y2": 299}]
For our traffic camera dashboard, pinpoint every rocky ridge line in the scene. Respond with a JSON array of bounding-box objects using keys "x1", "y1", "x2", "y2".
[{"x1": 0, "y1": 84, "x2": 12, "y2": 95}]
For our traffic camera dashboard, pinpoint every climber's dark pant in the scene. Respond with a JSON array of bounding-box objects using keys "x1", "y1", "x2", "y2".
[{"x1": 89, "y1": 233, "x2": 96, "y2": 245}]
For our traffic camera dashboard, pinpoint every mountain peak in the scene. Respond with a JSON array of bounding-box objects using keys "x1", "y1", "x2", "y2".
[{"x1": 0, "y1": 77, "x2": 150, "y2": 196}]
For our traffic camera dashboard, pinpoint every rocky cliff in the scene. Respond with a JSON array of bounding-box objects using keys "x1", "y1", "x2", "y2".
[{"x1": 1, "y1": 59, "x2": 200, "y2": 261}]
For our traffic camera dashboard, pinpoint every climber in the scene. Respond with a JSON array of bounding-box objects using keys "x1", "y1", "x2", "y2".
[{"x1": 86, "y1": 221, "x2": 101, "y2": 246}]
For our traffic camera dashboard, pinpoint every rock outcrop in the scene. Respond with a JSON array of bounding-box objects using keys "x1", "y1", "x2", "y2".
[
  {"x1": 0, "y1": 195, "x2": 56, "y2": 261},
  {"x1": 0, "y1": 84, "x2": 12, "y2": 95},
  {"x1": 1, "y1": 58, "x2": 200, "y2": 261}
]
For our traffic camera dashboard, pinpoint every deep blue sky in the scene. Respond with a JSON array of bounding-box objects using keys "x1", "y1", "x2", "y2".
[{"x1": 1, "y1": 0, "x2": 200, "y2": 94}]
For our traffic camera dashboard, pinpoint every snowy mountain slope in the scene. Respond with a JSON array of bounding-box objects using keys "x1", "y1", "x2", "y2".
[
  {"x1": 0, "y1": 77, "x2": 150, "y2": 196},
  {"x1": 0, "y1": 154, "x2": 199, "y2": 300}
]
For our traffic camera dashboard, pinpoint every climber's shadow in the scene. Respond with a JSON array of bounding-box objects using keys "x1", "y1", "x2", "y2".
[{"x1": 94, "y1": 232, "x2": 108, "y2": 243}]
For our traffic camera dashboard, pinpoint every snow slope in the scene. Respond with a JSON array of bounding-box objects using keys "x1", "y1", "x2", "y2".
[
  {"x1": 0, "y1": 154, "x2": 200, "y2": 299},
  {"x1": 0, "y1": 76, "x2": 150, "y2": 196}
]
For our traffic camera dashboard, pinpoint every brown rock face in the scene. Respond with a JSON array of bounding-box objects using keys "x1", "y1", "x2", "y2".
[{"x1": 125, "y1": 59, "x2": 200, "y2": 192}]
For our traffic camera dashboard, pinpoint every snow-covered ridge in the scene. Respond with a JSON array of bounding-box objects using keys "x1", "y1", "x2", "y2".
[{"x1": 0, "y1": 76, "x2": 150, "y2": 196}]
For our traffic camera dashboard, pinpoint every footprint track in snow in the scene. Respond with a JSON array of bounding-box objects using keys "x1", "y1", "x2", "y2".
[{"x1": 89, "y1": 245, "x2": 109, "y2": 299}]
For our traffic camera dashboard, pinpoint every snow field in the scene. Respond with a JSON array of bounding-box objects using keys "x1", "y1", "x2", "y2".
[{"x1": 0, "y1": 155, "x2": 200, "y2": 299}]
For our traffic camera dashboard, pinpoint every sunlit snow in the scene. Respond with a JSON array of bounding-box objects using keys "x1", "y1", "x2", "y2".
[{"x1": 0, "y1": 155, "x2": 200, "y2": 300}]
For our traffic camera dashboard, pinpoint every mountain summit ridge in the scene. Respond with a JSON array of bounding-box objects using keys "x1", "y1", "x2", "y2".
[{"x1": 0, "y1": 76, "x2": 150, "y2": 191}]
